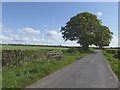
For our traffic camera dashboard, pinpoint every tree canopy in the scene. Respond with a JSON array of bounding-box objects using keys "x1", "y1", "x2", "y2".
[
  {"x1": 60, "y1": 12, "x2": 113, "y2": 50},
  {"x1": 94, "y1": 25, "x2": 113, "y2": 48}
]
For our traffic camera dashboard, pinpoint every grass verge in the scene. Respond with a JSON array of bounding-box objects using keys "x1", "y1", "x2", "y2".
[
  {"x1": 2, "y1": 51, "x2": 86, "y2": 89},
  {"x1": 101, "y1": 50, "x2": 119, "y2": 80}
]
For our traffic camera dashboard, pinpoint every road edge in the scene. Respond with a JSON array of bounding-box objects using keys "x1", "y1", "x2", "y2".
[{"x1": 101, "y1": 51, "x2": 119, "y2": 82}]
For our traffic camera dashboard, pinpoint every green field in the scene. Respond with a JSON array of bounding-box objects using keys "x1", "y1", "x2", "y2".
[
  {"x1": 2, "y1": 45, "x2": 92, "y2": 88},
  {"x1": 1, "y1": 45, "x2": 69, "y2": 50},
  {"x1": 3, "y1": 52, "x2": 85, "y2": 88}
]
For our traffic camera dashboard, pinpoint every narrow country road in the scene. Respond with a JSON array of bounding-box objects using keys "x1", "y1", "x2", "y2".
[{"x1": 27, "y1": 50, "x2": 118, "y2": 88}]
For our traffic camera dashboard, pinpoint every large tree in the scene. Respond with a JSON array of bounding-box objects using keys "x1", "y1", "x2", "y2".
[{"x1": 60, "y1": 12, "x2": 112, "y2": 50}]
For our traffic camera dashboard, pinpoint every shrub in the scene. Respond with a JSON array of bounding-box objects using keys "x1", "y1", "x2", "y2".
[{"x1": 65, "y1": 48, "x2": 79, "y2": 53}]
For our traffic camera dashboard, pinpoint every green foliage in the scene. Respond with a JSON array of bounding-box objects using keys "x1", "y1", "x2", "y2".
[
  {"x1": 94, "y1": 26, "x2": 113, "y2": 48},
  {"x1": 105, "y1": 49, "x2": 119, "y2": 59},
  {"x1": 64, "y1": 47, "x2": 94, "y2": 55},
  {"x1": 65, "y1": 48, "x2": 79, "y2": 53},
  {"x1": 60, "y1": 12, "x2": 113, "y2": 50}
]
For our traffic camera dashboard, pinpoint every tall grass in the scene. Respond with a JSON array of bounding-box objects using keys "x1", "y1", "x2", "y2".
[{"x1": 2, "y1": 48, "x2": 86, "y2": 89}]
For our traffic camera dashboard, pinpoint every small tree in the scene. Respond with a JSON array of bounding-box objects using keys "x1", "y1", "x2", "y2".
[{"x1": 60, "y1": 12, "x2": 101, "y2": 50}]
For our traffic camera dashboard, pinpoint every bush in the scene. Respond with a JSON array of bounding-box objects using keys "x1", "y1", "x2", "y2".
[
  {"x1": 113, "y1": 53, "x2": 118, "y2": 59},
  {"x1": 117, "y1": 50, "x2": 120, "y2": 59},
  {"x1": 106, "y1": 49, "x2": 120, "y2": 59},
  {"x1": 65, "y1": 48, "x2": 79, "y2": 53},
  {"x1": 106, "y1": 50, "x2": 117, "y2": 54}
]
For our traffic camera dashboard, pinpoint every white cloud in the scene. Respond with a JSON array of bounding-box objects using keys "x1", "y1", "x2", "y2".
[
  {"x1": 9, "y1": 34, "x2": 18, "y2": 38},
  {"x1": 46, "y1": 30, "x2": 61, "y2": 39},
  {"x1": 0, "y1": 35, "x2": 13, "y2": 44},
  {"x1": 43, "y1": 25, "x2": 48, "y2": 27},
  {"x1": 0, "y1": 34, "x2": 47, "y2": 45},
  {"x1": 2, "y1": 28, "x2": 12, "y2": 33},
  {"x1": 19, "y1": 28, "x2": 40, "y2": 34},
  {"x1": 110, "y1": 36, "x2": 119, "y2": 47},
  {"x1": 1, "y1": 32, "x2": 119, "y2": 47},
  {"x1": 97, "y1": 12, "x2": 103, "y2": 16},
  {"x1": 2, "y1": 26, "x2": 118, "y2": 47},
  {"x1": 45, "y1": 30, "x2": 79, "y2": 46},
  {"x1": 0, "y1": 35, "x2": 9, "y2": 40}
]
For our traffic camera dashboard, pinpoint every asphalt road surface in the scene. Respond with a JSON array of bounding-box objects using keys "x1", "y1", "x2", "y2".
[{"x1": 27, "y1": 50, "x2": 118, "y2": 88}]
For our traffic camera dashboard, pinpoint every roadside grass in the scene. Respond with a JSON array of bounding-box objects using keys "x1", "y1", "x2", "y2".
[
  {"x1": 102, "y1": 50, "x2": 119, "y2": 80},
  {"x1": 0, "y1": 65, "x2": 1, "y2": 86},
  {"x1": 2, "y1": 51, "x2": 86, "y2": 88},
  {"x1": 1, "y1": 45, "x2": 69, "y2": 50}
]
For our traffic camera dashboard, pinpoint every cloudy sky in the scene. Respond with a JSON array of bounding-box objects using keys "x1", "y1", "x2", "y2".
[{"x1": 1, "y1": 2, "x2": 118, "y2": 47}]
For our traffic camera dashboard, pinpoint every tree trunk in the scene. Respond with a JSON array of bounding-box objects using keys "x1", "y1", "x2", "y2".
[
  {"x1": 99, "y1": 45, "x2": 103, "y2": 49},
  {"x1": 82, "y1": 44, "x2": 89, "y2": 51}
]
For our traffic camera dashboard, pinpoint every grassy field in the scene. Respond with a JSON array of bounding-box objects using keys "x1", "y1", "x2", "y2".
[
  {"x1": 102, "y1": 49, "x2": 119, "y2": 80},
  {"x1": 2, "y1": 45, "x2": 92, "y2": 88},
  {"x1": 1, "y1": 45, "x2": 69, "y2": 50},
  {"x1": 3, "y1": 52, "x2": 86, "y2": 88}
]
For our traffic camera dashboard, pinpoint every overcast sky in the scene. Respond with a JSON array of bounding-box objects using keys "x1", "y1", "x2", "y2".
[{"x1": 1, "y1": 2, "x2": 119, "y2": 47}]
